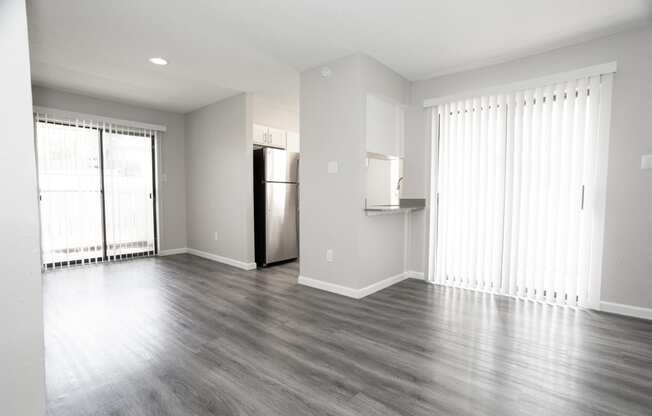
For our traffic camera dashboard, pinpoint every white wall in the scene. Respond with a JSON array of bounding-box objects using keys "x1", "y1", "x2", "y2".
[
  {"x1": 407, "y1": 25, "x2": 652, "y2": 309},
  {"x1": 252, "y1": 93, "x2": 299, "y2": 133},
  {"x1": 0, "y1": 0, "x2": 46, "y2": 414},
  {"x1": 31, "y1": 86, "x2": 188, "y2": 252},
  {"x1": 403, "y1": 106, "x2": 430, "y2": 273},
  {"x1": 185, "y1": 93, "x2": 255, "y2": 265},
  {"x1": 366, "y1": 158, "x2": 395, "y2": 206},
  {"x1": 300, "y1": 54, "x2": 410, "y2": 292},
  {"x1": 300, "y1": 55, "x2": 364, "y2": 288},
  {"x1": 358, "y1": 55, "x2": 411, "y2": 287}
]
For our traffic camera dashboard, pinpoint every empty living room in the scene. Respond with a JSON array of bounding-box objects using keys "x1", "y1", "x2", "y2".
[{"x1": 1, "y1": 1, "x2": 652, "y2": 415}]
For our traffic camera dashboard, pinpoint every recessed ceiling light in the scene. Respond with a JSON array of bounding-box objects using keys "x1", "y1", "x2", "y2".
[{"x1": 149, "y1": 57, "x2": 168, "y2": 66}]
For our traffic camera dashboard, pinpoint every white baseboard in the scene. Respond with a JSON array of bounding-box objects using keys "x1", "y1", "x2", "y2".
[
  {"x1": 297, "y1": 276, "x2": 362, "y2": 298},
  {"x1": 405, "y1": 270, "x2": 425, "y2": 280},
  {"x1": 600, "y1": 301, "x2": 652, "y2": 321},
  {"x1": 186, "y1": 248, "x2": 257, "y2": 271},
  {"x1": 158, "y1": 247, "x2": 188, "y2": 256},
  {"x1": 357, "y1": 272, "x2": 410, "y2": 298},
  {"x1": 298, "y1": 272, "x2": 409, "y2": 299}
]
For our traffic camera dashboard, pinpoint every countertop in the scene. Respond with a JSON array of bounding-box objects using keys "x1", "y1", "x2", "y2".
[{"x1": 364, "y1": 198, "x2": 426, "y2": 216}]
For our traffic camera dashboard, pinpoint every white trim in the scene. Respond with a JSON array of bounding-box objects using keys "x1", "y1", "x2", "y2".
[
  {"x1": 153, "y1": 134, "x2": 163, "y2": 255},
  {"x1": 405, "y1": 270, "x2": 425, "y2": 280},
  {"x1": 585, "y1": 73, "x2": 613, "y2": 310},
  {"x1": 33, "y1": 105, "x2": 167, "y2": 132},
  {"x1": 600, "y1": 302, "x2": 652, "y2": 321},
  {"x1": 158, "y1": 248, "x2": 188, "y2": 256},
  {"x1": 298, "y1": 272, "x2": 409, "y2": 299},
  {"x1": 423, "y1": 62, "x2": 617, "y2": 108},
  {"x1": 297, "y1": 276, "x2": 362, "y2": 298},
  {"x1": 357, "y1": 272, "x2": 410, "y2": 298},
  {"x1": 403, "y1": 211, "x2": 409, "y2": 273},
  {"x1": 186, "y1": 248, "x2": 257, "y2": 271},
  {"x1": 425, "y1": 106, "x2": 437, "y2": 283}
]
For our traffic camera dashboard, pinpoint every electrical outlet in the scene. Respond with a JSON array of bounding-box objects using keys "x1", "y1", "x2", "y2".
[
  {"x1": 327, "y1": 161, "x2": 338, "y2": 174},
  {"x1": 214, "y1": 231, "x2": 219, "y2": 241},
  {"x1": 160, "y1": 173, "x2": 168, "y2": 183},
  {"x1": 326, "y1": 249, "x2": 334, "y2": 262}
]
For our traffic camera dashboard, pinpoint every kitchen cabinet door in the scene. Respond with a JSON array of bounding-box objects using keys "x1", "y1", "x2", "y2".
[
  {"x1": 253, "y1": 124, "x2": 268, "y2": 145},
  {"x1": 267, "y1": 127, "x2": 286, "y2": 148}
]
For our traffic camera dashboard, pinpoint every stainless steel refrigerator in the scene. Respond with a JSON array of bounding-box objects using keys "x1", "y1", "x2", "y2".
[{"x1": 253, "y1": 147, "x2": 299, "y2": 267}]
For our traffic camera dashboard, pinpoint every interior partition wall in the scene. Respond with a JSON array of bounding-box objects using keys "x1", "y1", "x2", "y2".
[
  {"x1": 426, "y1": 64, "x2": 615, "y2": 309},
  {"x1": 34, "y1": 114, "x2": 159, "y2": 269}
]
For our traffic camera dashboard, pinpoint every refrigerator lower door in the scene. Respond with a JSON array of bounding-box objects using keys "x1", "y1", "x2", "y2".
[{"x1": 265, "y1": 182, "x2": 298, "y2": 264}]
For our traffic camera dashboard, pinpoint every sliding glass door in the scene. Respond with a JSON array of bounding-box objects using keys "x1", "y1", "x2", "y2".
[
  {"x1": 35, "y1": 119, "x2": 157, "y2": 269},
  {"x1": 36, "y1": 122, "x2": 104, "y2": 266},
  {"x1": 103, "y1": 131, "x2": 156, "y2": 259},
  {"x1": 429, "y1": 70, "x2": 613, "y2": 308}
]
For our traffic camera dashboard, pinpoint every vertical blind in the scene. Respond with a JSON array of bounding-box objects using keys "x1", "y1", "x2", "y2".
[
  {"x1": 102, "y1": 125, "x2": 157, "y2": 260},
  {"x1": 429, "y1": 70, "x2": 613, "y2": 308},
  {"x1": 34, "y1": 112, "x2": 159, "y2": 269},
  {"x1": 35, "y1": 118, "x2": 104, "y2": 267}
]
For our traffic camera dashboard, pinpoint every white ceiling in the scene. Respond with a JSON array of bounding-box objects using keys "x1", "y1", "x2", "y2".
[{"x1": 27, "y1": 0, "x2": 652, "y2": 113}]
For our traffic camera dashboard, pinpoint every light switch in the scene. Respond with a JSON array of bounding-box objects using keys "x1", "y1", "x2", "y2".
[
  {"x1": 327, "y1": 161, "x2": 338, "y2": 174},
  {"x1": 326, "y1": 249, "x2": 334, "y2": 262},
  {"x1": 641, "y1": 154, "x2": 652, "y2": 170}
]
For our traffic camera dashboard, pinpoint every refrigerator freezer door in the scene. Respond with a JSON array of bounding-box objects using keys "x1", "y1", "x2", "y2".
[
  {"x1": 265, "y1": 182, "x2": 298, "y2": 263},
  {"x1": 264, "y1": 147, "x2": 299, "y2": 183}
]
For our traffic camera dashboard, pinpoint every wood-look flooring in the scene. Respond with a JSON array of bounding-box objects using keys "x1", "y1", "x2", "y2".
[{"x1": 44, "y1": 254, "x2": 652, "y2": 416}]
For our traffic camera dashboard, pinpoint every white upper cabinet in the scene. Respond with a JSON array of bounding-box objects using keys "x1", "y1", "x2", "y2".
[
  {"x1": 253, "y1": 124, "x2": 292, "y2": 149},
  {"x1": 253, "y1": 124, "x2": 268, "y2": 146},
  {"x1": 267, "y1": 127, "x2": 287, "y2": 148},
  {"x1": 366, "y1": 94, "x2": 404, "y2": 158}
]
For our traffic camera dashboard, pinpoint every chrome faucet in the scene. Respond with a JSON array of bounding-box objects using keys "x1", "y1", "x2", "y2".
[{"x1": 396, "y1": 176, "x2": 404, "y2": 192}]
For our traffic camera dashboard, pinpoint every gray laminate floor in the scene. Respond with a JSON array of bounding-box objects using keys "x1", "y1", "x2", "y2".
[{"x1": 45, "y1": 254, "x2": 652, "y2": 416}]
